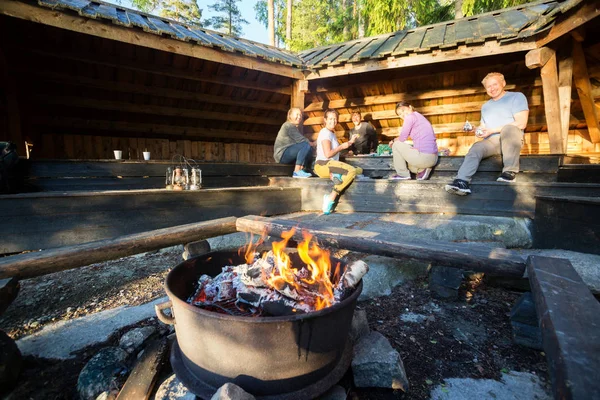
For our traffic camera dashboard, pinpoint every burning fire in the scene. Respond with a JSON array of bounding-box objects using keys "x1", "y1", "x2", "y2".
[{"x1": 242, "y1": 228, "x2": 341, "y2": 311}]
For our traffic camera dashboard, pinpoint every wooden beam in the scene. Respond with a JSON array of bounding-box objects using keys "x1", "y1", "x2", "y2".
[
  {"x1": 305, "y1": 40, "x2": 537, "y2": 80},
  {"x1": 291, "y1": 79, "x2": 308, "y2": 109},
  {"x1": 539, "y1": 50, "x2": 564, "y2": 153},
  {"x1": 0, "y1": 1, "x2": 304, "y2": 80},
  {"x1": 116, "y1": 338, "x2": 168, "y2": 400},
  {"x1": 33, "y1": 95, "x2": 281, "y2": 126},
  {"x1": 525, "y1": 47, "x2": 555, "y2": 69},
  {"x1": 31, "y1": 116, "x2": 276, "y2": 143},
  {"x1": 29, "y1": 71, "x2": 289, "y2": 113},
  {"x1": 558, "y1": 55, "x2": 574, "y2": 152},
  {"x1": 527, "y1": 255, "x2": 600, "y2": 400},
  {"x1": 536, "y1": 0, "x2": 600, "y2": 48},
  {"x1": 24, "y1": 48, "x2": 292, "y2": 96},
  {"x1": 572, "y1": 40, "x2": 600, "y2": 143},
  {"x1": 0, "y1": 217, "x2": 238, "y2": 280},
  {"x1": 236, "y1": 216, "x2": 527, "y2": 277}
]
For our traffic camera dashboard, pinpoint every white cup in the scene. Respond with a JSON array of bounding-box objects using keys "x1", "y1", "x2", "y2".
[
  {"x1": 143, "y1": 151, "x2": 151, "y2": 160},
  {"x1": 114, "y1": 150, "x2": 122, "y2": 160}
]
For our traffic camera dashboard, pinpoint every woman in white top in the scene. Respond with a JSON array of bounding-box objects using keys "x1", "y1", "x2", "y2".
[{"x1": 314, "y1": 109, "x2": 363, "y2": 214}]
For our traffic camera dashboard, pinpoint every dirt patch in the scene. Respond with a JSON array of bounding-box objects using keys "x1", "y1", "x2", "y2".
[{"x1": 0, "y1": 249, "x2": 550, "y2": 399}]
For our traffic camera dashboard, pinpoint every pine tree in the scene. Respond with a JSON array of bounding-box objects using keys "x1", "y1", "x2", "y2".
[
  {"x1": 204, "y1": 0, "x2": 249, "y2": 37},
  {"x1": 159, "y1": 0, "x2": 202, "y2": 25}
]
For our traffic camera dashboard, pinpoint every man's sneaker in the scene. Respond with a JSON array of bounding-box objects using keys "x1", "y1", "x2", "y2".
[
  {"x1": 293, "y1": 170, "x2": 312, "y2": 178},
  {"x1": 355, "y1": 174, "x2": 370, "y2": 180},
  {"x1": 388, "y1": 174, "x2": 411, "y2": 180},
  {"x1": 497, "y1": 171, "x2": 517, "y2": 182},
  {"x1": 416, "y1": 168, "x2": 432, "y2": 181},
  {"x1": 445, "y1": 179, "x2": 471, "y2": 195},
  {"x1": 330, "y1": 173, "x2": 343, "y2": 185},
  {"x1": 322, "y1": 194, "x2": 335, "y2": 215}
]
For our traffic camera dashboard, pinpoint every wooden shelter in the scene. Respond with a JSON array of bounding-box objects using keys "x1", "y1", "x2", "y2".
[{"x1": 1, "y1": 0, "x2": 599, "y2": 160}]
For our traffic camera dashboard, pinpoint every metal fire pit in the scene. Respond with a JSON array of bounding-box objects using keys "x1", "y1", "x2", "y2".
[{"x1": 155, "y1": 250, "x2": 362, "y2": 399}]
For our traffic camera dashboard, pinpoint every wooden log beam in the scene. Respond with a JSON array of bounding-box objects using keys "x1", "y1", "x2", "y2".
[
  {"x1": 558, "y1": 55, "x2": 574, "y2": 152},
  {"x1": 0, "y1": 217, "x2": 237, "y2": 280},
  {"x1": 536, "y1": 0, "x2": 600, "y2": 48},
  {"x1": 527, "y1": 255, "x2": 600, "y2": 399},
  {"x1": 28, "y1": 70, "x2": 288, "y2": 113},
  {"x1": 572, "y1": 40, "x2": 600, "y2": 143},
  {"x1": 526, "y1": 47, "x2": 563, "y2": 153},
  {"x1": 23, "y1": 48, "x2": 292, "y2": 96},
  {"x1": 236, "y1": 215, "x2": 527, "y2": 277},
  {"x1": 0, "y1": 1, "x2": 304, "y2": 80},
  {"x1": 33, "y1": 95, "x2": 280, "y2": 126},
  {"x1": 291, "y1": 79, "x2": 308, "y2": 109},
  {"x1": 116, "y1": 337, "x2": 168, "y2": 400},
  {"x1": 31, "y1": 116, "x2": 276, "y2": 144}
]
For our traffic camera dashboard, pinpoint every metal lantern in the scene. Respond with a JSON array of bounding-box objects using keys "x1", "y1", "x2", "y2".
[
  {"x1": 189, "y1": 168, "x2": 202, "y2": 190},
  {"x1": 165, "y1": 167, "x2": 174, "y2": 190},
  {"x1": 172, "y1": 166, "x2": 188, "y2": 191}
]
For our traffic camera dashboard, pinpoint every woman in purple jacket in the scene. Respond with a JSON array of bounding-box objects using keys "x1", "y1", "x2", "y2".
[{"x1": 389, "y1": 101, "x2": 438, "y2": 181}]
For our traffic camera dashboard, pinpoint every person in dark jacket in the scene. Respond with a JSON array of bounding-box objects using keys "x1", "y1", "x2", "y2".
[
  {"x1": 273, "y1": 108, "x2": 314, "y2": 178},
  {"x1": 347, "y1": 111, "x2": 378, "y2": 155}
]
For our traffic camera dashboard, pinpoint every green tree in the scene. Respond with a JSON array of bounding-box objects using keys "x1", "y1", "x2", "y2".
[
  {"x1": 255, "y1": 0, "x2": 287, "y2": 47},
  {"x1": 204, "y1": 0, "x2": 249, "y2": 37},
  {"x1": 160, "y1": 0, "x2": 202, "y2": 25},
  {"x1": 460, "y1": 0, "x2": 530, "y2": 17}
]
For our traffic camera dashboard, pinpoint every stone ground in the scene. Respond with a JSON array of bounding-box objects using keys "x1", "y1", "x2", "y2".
[{"x1": 2, "y1": 211, "x2": 599, "y2": 399}]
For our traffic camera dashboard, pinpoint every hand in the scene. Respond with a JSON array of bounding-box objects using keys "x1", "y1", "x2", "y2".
[{"x1": 349, "y1": 133, "x2": 359, "y2": 143}]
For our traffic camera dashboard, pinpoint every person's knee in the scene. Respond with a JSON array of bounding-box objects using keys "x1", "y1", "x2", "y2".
[{"x1": 466, "y1": 142, "x2": 485, "y2": 158}]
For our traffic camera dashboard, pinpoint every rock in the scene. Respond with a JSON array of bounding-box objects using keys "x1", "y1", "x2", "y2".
[
  {"x1": 352, "y1": 331, "x2": 409, "y2": 391},
  {"x1": 349, "y1": 309, "x2": 369, "y2": 344},
  {"x1": 182, "y1": 240, "x2": 211, "y2": 260},
  {"x1": 359, "y1": 255, "x2": 429, "y2": 301},
  {"x1": 0, "y1": 330, "x2": 22, "y2": 394},
  {"x1": 317, "y1": 384, "x2": 347, "y2": 400},
  {"x1": 119, "y1": 326, "x2": 156, "y2": 354},
  {"x1": 154, "y1": 374, "x2": 196, "y2": 400},
  {"x1": 77, "y1": 347, "x2": 128, "y2": 400},
  {"x1": 210, "y1": 382, "x2": 256, "y2": 400},
  {"x1": 429, "y1": 266, "x2": 463, "y2": 300},
  {"x1": 207, "y1": 233, "x2": 254, "y2": 252}
]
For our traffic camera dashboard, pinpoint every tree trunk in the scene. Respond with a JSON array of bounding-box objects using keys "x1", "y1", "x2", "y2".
[
  {"x1": 286, "y1": 0, "x2": 292, "y2": 50},
  {"x1": 455, "y1": 0, "x2": 464, "y2": 19},
  {"x1": 268, "y1": 0, "x2": 275, "y2": 46}
]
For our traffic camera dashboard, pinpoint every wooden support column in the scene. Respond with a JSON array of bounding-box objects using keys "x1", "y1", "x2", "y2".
[
  {"x1": 572, "y1": 37, "x2": 600, "y2": 143},
  {"x1": 526, "y1": 47, "x2": 564, "y2": 154},
  {"x1": 558, "y1": 55, "x2": 574, "y2": 152},
  {"x1": 291, "y1": 79, "x2": 308, "y2": 110}
]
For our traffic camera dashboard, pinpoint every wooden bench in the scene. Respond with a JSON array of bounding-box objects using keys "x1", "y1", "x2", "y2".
[
  {"x1": 533, "y1": 195, "x2": 600, "y2": 255},
  {"x1": 18, "y1": 159, "x2": 294, "y2": 192},
  {"x1": 343, "y1": 155, "x2": 561, "y2": 182},
  {"x1": 1, "y1": 187, "x2": 301, "y2": 254},
  {"x1": 527, "y1": 255, "x2": 600, "y2": 399}
]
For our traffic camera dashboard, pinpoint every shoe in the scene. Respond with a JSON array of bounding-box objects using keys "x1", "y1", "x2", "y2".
[
  {"x1": 322, "y1": 194, "x2": 335, "y2": 215},
  {"x1": 445, "y1": 179, "x2": 471, "y2": 195},
  {"x1": 355, "y1": 174, "x2": 370, "y2": 181},
  {"x1": 416, "y1": 168, "x2": 432, "y2": 181},
  {"x1": 388, "y1": 174, "x2": 411, "y2": 180},
  {"x1": 497, "y1": 171, "x2": 517, "y2": 182},
  {"x1": 293, "y1": 170, "x2": 312, "y2": 178},
  {"x1": 330, "y1": 173, "x2": 343, "y2": 185}
]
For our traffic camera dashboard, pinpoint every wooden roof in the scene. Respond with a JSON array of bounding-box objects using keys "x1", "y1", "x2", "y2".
[
  {"x1": 299, "y1": 0, "x2": 582, "y2": 69},
  {"x1": 18, "y1": 0, "x2": 305, "y2": 68}
]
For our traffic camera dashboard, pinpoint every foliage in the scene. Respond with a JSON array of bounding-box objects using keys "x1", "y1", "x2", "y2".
[
  {"x1": 461, "y1": 0, "x2": 531, "y2": 17},
  {"x1": 255, "y1": 0, "x2": 287, "y2": 46},
  {"x1": 204, "y1": 0, "x2": 249, "y2": 37},
  {"x1": 159, "y1": 0, "x2": 202, "y2": 25}
]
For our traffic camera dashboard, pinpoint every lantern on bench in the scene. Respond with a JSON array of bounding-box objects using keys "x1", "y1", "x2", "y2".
[
  {"x1": 172, "y1": 166, "x2": 189, "y2": 191},
  {"x1": 189, "y1": 167, "x2": 202, "y2": 190},
  {"x1": 166, "y1": 167, "x2": 174, "y2": 190}
]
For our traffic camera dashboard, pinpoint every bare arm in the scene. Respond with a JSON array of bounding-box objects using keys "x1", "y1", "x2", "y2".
[
  {"x1": 478, "y1": 110, "x2": 529, "y2": 138},
  {"x1": 322, "y1": 136, "x2": 356, "y2": 159}
]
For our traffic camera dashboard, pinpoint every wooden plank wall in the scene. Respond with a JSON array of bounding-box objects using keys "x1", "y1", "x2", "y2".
[
  {"x1": 35, "y1": 134, "x2": 275, "y2": 163},
  {"x1": 303, "y1": 51, "x2": 600, "y2": 156}
]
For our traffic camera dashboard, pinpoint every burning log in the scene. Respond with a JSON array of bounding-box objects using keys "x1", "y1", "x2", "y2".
[{"x1": 187, "y1": 231, "x2": 369, "y2": 316}]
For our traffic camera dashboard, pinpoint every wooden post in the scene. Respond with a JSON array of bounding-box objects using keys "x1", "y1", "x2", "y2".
[
  {"x1": 526, "y1": 47, "x2": 563, "y2": 154},
  {"x1": 291, "y1": 79, "x2": 308, "y2": 110},
  {"x1": 558, "y1": 55, "x2": 574, "y2": 152},
  {"x1": 572, "y1": 37, "x2": 600, "y2": 143}
]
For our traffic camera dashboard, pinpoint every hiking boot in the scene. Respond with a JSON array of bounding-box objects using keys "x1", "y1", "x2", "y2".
[
  {"x1": 388, "y1": 174, "x2": 411, "y2": 181},
  {"x1": 416, "y1": 168, "x2": 432, "y2": 181},
  {"x1": 322, "y1": 194, "x2": 335, "y2": 215},
  {"x1": 445, "y1": 179, "x2": 471, "y2": 195},
  {"x1": 293, "y1": 170, "x2": 312, "y2": 178},
  {"x1": 497, "y1": 171, "x2": 517, "y2": 182}
]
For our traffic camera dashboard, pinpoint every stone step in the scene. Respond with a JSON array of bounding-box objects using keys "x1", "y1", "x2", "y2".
[{"x1": 270, "y1": 177, "x2": 600, "y2": 218}]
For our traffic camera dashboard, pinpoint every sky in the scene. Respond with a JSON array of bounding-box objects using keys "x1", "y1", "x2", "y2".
[{"x1": 108, "y1": 0, "x2": 270, "y2": 45}]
